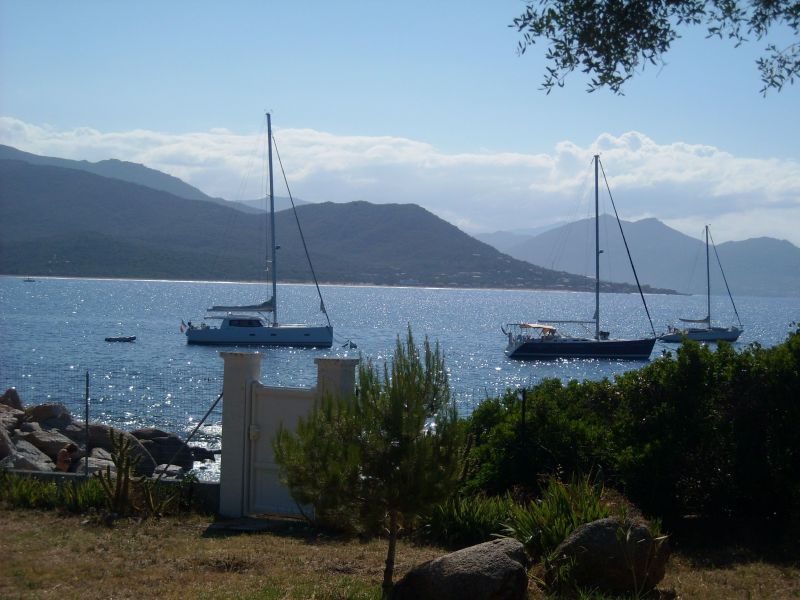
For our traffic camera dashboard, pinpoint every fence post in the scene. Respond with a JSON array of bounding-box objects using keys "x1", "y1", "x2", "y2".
[
  {"x1": 219, "y1": 352, "x2": 263, "y2": 518},
  {"x1": 84, "y1": 370, "x2": 90, "y2": 478}
]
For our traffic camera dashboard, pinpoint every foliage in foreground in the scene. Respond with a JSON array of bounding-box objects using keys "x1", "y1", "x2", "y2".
[
  {"x1": 274, "y1": 328, "x2": 464, "y2": 592},
  {"x1": 419, "y1": 493, "x2": 515, "y2": 549},
  {"x1": 512, "y1": 0, "x2": 800, "y2": 95},
  {"x1": 0, "y1": 470, "x2": 106, "y2": 512},
  {"x1": 503, "y1": 475, "x2": 611, "y2": 560},
  {"x1": 462, "y1": 328, "x2": 800, "y2": 524},
  {"x1": 0, "y1": 432, "x2": 200, "y2": 519}
]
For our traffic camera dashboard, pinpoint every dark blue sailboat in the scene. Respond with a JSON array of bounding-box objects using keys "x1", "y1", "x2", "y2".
[{"x1": 503, "y1": 155, "x2": 656, "y2": 360}]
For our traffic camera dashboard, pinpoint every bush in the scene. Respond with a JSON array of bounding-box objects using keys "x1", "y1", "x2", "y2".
[
  {"x1": 419, "y1": 493, "x2": 515, "y2": 549},
  {"x1": 502, "y1": 475, "x2": 610, "y2": 560},
  {"x1": 463, "y1": 327, "x2": 800, "y2": 526},
  {"x1": 461, "y1": 382, "x2": 615, "y2": 497},
  {"x1": 0, "y1": 471, "x2": 106, "y2": 512}
]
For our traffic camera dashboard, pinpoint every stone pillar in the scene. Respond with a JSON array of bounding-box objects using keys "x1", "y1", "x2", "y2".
[
  {"x1": 219, "y1": 351, "x2": 262, "y2": 518},
  {"x1": 314, "y1": 358, "x2": 360, "y2": 400}
]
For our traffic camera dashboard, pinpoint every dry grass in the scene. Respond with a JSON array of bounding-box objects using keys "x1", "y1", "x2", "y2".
[
  {"x1": 0, "y1": 508, "x2": 442, "y2": 599},
  {"x1": 1, "y1": 507, "x2": 798, "y2": 599}
]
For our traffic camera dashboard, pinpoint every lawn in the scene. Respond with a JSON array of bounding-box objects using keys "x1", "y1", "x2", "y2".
[{"x1": 1, "y1": 508, "x2": 798, "y2": 599}]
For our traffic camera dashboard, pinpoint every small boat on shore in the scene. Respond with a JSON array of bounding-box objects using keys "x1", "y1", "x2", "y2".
[{"x1": 105, "y1": 336, "x2": 136, "y2": 342}]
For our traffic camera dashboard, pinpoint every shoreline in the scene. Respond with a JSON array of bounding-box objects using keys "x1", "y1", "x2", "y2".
[{"x1": 2, "y1": 273, "x2": 682, "y2": 296}]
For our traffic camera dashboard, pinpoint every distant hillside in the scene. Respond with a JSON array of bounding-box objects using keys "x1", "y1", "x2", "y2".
[
  {"x1": 473, "y1": 224, "x2": 562, "y2": 255},
  {"x1": 0, "y1": 144, "x2": 308, "y2": 216},
  {"x1": 494, "y1": 215, "x2": 800, "y2": 297},
  {"x1": 0, "y1": 159, "x2": 669, "y2": 293},
  {"x1": 0, "y1": 144, "x2": 214, "y2": 202}
]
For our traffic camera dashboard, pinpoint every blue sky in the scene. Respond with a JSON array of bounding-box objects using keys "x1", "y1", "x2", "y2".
[{"x1": 1, "y1": 0, "x2": 799, "y2": 244}]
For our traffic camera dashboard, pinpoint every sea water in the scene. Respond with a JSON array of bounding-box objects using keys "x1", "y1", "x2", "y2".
[{"x1": 1, "y1": 276, "x2": 797, "y2": 479}]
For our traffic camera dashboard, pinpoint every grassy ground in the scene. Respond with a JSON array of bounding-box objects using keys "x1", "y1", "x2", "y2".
[{"x1": 1, "y1": 508, "x2": 798, "y2": 599}]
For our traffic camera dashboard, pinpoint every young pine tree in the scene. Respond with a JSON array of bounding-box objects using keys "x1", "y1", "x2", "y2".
[{"x1": 273, "y1": 328, "x2": 463, "y2": 595}]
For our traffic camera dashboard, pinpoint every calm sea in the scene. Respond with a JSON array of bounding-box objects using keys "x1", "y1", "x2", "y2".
[{"x1": 1, "y1": 276, "x2": 797, "y2": 478}]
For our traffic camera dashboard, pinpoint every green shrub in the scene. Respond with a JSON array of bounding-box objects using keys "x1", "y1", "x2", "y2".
[
  {"x1": 0, "y1": 471, "x2": 60, "y2": 509},
  {"x1": 502, "y1": 475, "x2": 610, "y2": 560},
  {"x1": 463, "y1": 327, "x2": 800, "y2": 526},
  {"x1": 420, "y1": 493, "x2": 514, "y2": 548},
  {"x1": 0, "y1": 471, "x2": 106, "y2": 512},
  {"x1": 59, "y1": 477, "x2": 106, "y2": 513}
]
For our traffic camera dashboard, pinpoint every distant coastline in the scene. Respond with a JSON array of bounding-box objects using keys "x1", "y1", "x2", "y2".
[{"x1": 3, "y1": 273, "x2": 680, "y2": 296}]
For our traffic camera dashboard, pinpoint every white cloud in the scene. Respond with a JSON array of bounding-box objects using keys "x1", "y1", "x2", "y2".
[{"x1": 2, "y1": 116, "x2": 799, "y2": 245}]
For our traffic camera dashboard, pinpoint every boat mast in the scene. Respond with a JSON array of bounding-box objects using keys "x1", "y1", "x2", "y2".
[
  {"x1": 705, "y1": 224, "x2": 710, "y2": 326},
  {"x1": 594, "y1": 154, "x2": 600, "y2": 340},
  {"x1": 267, "y1": 112, "x2": 278, "y2": 325}
]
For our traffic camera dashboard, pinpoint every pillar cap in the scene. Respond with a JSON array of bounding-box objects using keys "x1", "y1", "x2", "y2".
[
  {"x1": 220, "y1": 351, "x2": 263, "y2": 360},
  {"x1": 314, "y1": 357, "x2": 360, "y2": 366}
]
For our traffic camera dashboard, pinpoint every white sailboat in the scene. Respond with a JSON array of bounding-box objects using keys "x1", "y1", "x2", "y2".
[
  {"x1": 184, "y1": 113, "x2": 333, "y2": 347},
  {"x1": 503, "y1": 155, "x2": 657, "y2": 360},
  {"x1": 659, "y1": 225, "x2": 743, "y2": 343}
]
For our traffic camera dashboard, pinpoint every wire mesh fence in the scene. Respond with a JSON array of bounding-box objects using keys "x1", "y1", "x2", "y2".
[{"x1": 1, "y1": 361, "x2": 224, "y2": 481}]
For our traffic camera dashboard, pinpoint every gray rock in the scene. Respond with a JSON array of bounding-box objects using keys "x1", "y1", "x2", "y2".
[
  {"x1": 392, "y1": 538, "x2": 528, "y2": 600},
  {"x1": 0, "y1": 426, "x2": 13, "y2": 460},
  {"x1": 60, "y1": 422, "x2": 89, "y2": 441},
  {"x1": 25, "y1": 403, "x2": 75, "y2": 430},
  {"x1": 20, "y1": 421, "x2": 43, "y2": 433},
  {"x1": 130, "y1": 427, "x2": 193, "y2": 470},
  {"x1": 1, "y1": 438, "x2": 56, "y2": 471},
  {"x1": 63, "y1": 423, "x2": 156, "y2": 476},
  {"x1": 0, "y1": 388, "x2": 23, "y2": 410},
  {"x1": 153, "y1": 463, "x2": 185, "y2": 481},
  {"x1": 15, "y1": 428, "x2": 76, "y2": 460},
  {"x1": 73, "y1": 455, "x2": 116, "y2": 476},
  {"x1": 548, "y1": 517, "x2": 670, "y2": 596},
  {"x1": 0, "y1": 404, "x2": 25, "y2": 432},
  {"x1": 190, "y1": 445, "x2": 215, "y2": 462},
  {"x1": 90, "y1": 447, "x2": 113, "y2": 461}
]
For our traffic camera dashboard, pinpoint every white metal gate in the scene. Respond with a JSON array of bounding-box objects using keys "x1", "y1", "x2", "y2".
[{"x1": 246, "y1": 384, "x2": 314, "y2": 517}]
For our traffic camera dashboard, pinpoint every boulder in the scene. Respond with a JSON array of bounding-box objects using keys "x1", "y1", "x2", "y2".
[
  {"x1": 0, "y1": 438, "x2": 56, "y2": 471},
  {"x1": 392, "y1": 538, "x2": 528, "y2": 600},
  {"x1": 0, "y1": 388, "x2": 23, "y2": 410},
  {"x1": 0, "y1": 427, "x2": 13, "y2": 460},
  {"x1": 20, "y1": 421, "x2": 43, "y2": 433},
  {"x1": 190, "y1": 445, "x2": 215, "y2": 462},
  {"x1": 63, "y1": 423, "x2": 156, "y2": 476},
  {"x1": 0, "y1": 404, "x2": 25, "y2": 432},
  {"x1": 25, "y1": 403, "x2": 75, "y2": 430},
  {"x1": 15, "y1": 428, "x2": 77, "y2": 460},
  {"x1": 130, "y1": 427, "x2": 193, "y2": 470},
  {"x1": 548, "y1": 517, "x2": 670, "y2": 596},
  {"x1": 73, "y1": 455, "x2": 116, "y2": 476},
  {"x1": 153, "y1": 463, "x2": 185, "y2": 481},
  {"x1": 90, "y1": 447, "x2": 113, "y2": 461}
]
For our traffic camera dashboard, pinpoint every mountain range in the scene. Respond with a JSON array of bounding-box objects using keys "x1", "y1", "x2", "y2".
[
  {"x1": 477, "y1": 216, "x2": 800, "y2": 297},
  {"x1": 0, "y1": 157, "x2": 657, "y2": 292},
  {"x1": 0, "y1": 145, "x2": 299, "y2": 214},
  {"x1": 1, "y1": 145, "x2": 795, "y2": 296}
]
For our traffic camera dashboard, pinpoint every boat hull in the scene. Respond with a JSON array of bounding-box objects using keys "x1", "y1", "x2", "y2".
[
  {"x1": 506, "y1": 337, "x2": 656, "y2": 360},
  {"x1": 186, "y1": 324, "x2": 333, "y2": 347},
  {"x1": 659, "y1": 326, "x2": 742, "y2": 343}
]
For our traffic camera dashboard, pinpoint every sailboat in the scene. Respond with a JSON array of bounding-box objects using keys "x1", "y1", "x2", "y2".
[
  {"x1": 184, "y1": 113, "x2": 333, "y2": 347},
  {"x1": 659, "y1": 225, "x2": 743, "y2": 343},
  {"x1": 503, "y1": 155, "x2": 657, "y2": 360}
]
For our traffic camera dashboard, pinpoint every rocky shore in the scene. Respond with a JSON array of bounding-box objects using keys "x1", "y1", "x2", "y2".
[{"x1": 0, "y1": 388, "x2": 214, "y2": 479}]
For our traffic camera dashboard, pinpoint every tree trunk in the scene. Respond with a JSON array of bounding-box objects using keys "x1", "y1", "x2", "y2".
[{"x1": 382, "y1": 509, "x2": 399, "y2": 597}]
